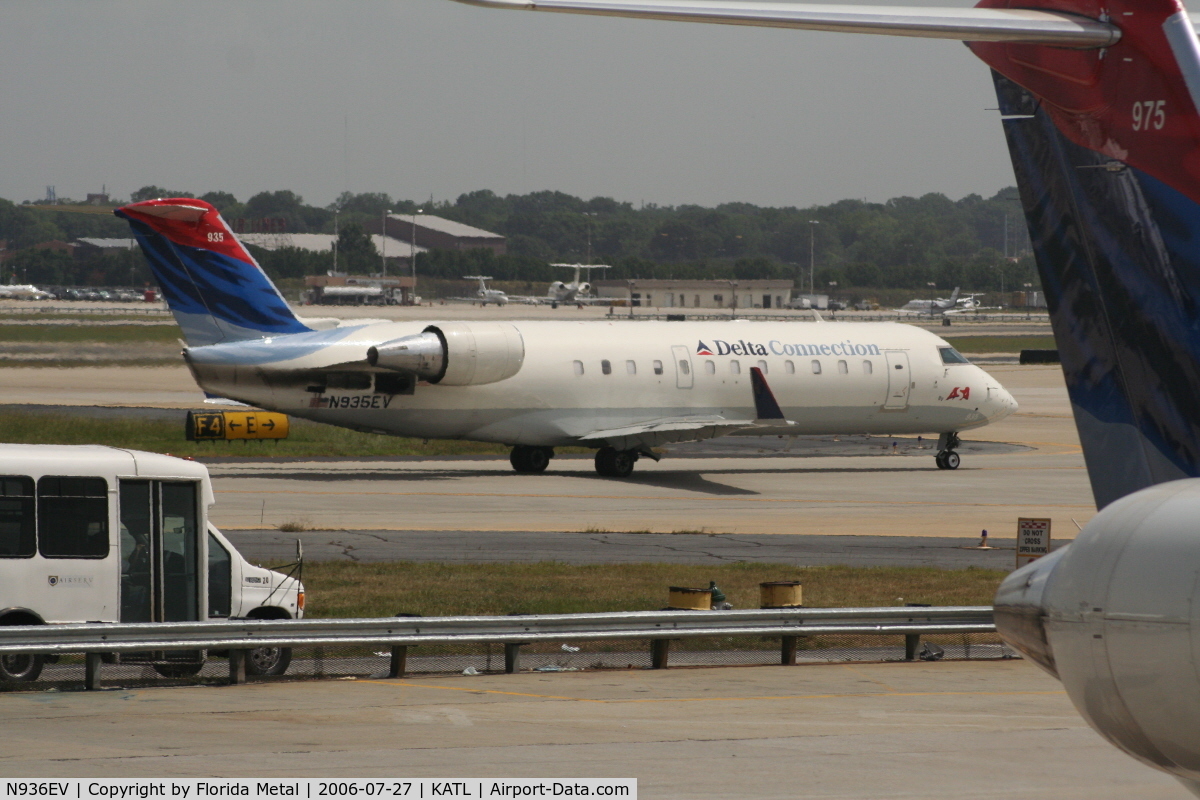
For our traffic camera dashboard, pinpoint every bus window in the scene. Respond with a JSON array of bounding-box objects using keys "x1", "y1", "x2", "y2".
[
  {"x1": 208, "y1": 531, "x2": 232, "y2": 618},
  {"x1": 119, "y1": 481, "x2": 153, "y2": 622},
  {"x1": 0, "y1": 477, "x2": 34, "y2": 558},
  {"x1": 38, "y1": 476, "x2": 108, "y2": 559}
]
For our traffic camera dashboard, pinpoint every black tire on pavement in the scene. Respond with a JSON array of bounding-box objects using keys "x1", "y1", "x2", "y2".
[
  {"x1": 0, "y1": 653, "x2": 44, "y2": 682},
  {"x1": 245, "y1": 646, "x2": 292, "y2": 677}
]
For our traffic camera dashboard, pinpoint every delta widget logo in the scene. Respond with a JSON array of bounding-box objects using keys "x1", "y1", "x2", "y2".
[{"x1": 696, "y1": 341, "x2": 714, "y2": 356}]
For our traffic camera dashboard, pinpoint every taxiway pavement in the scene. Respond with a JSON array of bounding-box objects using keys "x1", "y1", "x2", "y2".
[{"x1": 0, "y1": 661, "x2": 1183, "y2": 798}]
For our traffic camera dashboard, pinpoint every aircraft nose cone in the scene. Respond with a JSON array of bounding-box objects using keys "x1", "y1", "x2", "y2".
[{"x1": 989, "y1": 383, "x2": 1018, "y2": 420}]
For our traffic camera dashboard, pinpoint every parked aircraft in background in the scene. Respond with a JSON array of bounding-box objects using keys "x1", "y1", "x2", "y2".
[
  {"x1": 117, "y1": 197, "x2": 1015, "y2": 477},
  {"x1": 546, "y1": 263, "x2": 609, "y2": 306},
  {"x1": 899, "y1": 289, "x2": 997, "y2": 316},
  {"x1": 449, "y1": 0, "x2": 1200, "y2": 794},
  {"x1": 0, "y1": 284, "x2": 52, "y2": 300},
  {"x1": 462, "y1": 275, "x2": 508, "y2": 306}
]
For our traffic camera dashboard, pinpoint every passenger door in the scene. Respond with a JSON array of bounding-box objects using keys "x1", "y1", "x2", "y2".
[
  {"x1": 118, "y1": 481, "x2": 201, "y2": 623},
  {"x1": 671, "y1": 345, "x2": 694, "y2": 389},
  {"x1": 883, "y1": 351, "x2": 912, "y2": 410}
]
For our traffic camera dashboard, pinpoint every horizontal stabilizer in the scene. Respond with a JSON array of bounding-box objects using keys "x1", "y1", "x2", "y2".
[{"x1": 449, "y1": 0, "x2": 1121, "y2": 47}]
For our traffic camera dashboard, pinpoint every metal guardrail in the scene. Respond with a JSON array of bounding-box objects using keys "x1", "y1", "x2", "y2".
[{"x1": 0, "y1": 606, "x2": 994, "y2": 688}]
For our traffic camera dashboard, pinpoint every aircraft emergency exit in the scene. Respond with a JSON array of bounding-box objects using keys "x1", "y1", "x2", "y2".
[{"x1": 116, "y1": 197, "x2": 1015, "y2": 477}]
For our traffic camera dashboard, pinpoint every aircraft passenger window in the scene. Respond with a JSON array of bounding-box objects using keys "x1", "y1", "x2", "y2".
[
  {"x1": 756, "y1": 360, "x2": 768, "y2": 374},
  {"x1": 38, "y1": 476, "x2": 109, "y2": 559},
  {"x1": 653, "y1": 360, "x2": 664, "y2": 375},
  {"x1": 0, "y1": 476, "x2": 35, "y2": 558},
  {"x1": 863, "y1": 361, "x2": 873, "y2": 375},
  {"x1": 785, "y1": 361, "x2": 795, "y2": 374},
  {"x1": 626, "y1": 360, "x2": 637, "y2": 375},
  {"x1": 573, "y1": 360, "x2": 584, "y2": 376},
  {"x1": 838, "y1": 360, "x2": 848, "y2": 374},
  {"x1": 601, "y1": 360, "x2": 612, "y2": 375},
  {"x1": 730, "y1": 360, "x2": 741, "y2": 375},
  {"x1": 679, "y1": 360, "x2": 690, "y2": 375},
  {"x1": 939, "y1": 346, "x2": 971, "y2": 364},
  {"x1": 811, "y1": 360, "x2": 822, "y2": 375},
  {"x1": 704, "y1": 360, "x2": 715, "y2": 375}
]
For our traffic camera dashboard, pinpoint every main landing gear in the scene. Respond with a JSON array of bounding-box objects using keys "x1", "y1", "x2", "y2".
[
  {"x1": 595, "y1": 447, "x2": 638, "y2": 478},
  {"x1": 510, "y1": 445, "x2": 554, "y2": 473},
  {"x1": 935, "y1": 432, "x2": 961, "y2": 470}
]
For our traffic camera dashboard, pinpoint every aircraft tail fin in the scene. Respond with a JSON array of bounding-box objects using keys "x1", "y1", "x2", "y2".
[
  {"x1": 116, "y1": 198, "x2": 311, "y2": 347},
  {"x1": 947, "y1": 287, "x2": 960, "y2": 305},
  {"x1": 969, "y1": 0, "x2": 1200, "y2": 508}
]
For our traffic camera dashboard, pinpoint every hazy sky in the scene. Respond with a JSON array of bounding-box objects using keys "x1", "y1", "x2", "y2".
[{"x1": 0, "y1": 0, "x2": 1016, "y2": 209}]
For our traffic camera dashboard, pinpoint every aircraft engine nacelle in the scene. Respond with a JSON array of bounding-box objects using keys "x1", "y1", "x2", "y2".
[
  {"x1": 367, "y1": 322, "x2": 525, "y2": 386},
  {"x1": 576, "y1": 281, "x2": 591, "y2": 295},
  {"x1": 994, "y1": 479, "x2": 1200, "y2": 794}
]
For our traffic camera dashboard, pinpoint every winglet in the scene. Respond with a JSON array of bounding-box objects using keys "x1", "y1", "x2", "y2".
[{"x1": 750, "y1": 367, "x2": 785, "y2": 420}]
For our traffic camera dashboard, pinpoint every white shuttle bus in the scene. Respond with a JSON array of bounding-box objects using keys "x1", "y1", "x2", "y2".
[{"x1": 0, "y1": 444, "x2": 304, "y2": 682}]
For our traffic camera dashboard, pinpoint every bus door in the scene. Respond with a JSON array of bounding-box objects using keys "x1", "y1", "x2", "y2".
[{"x1": 118, "y1": 481, "x2": 200, "y2": 623}]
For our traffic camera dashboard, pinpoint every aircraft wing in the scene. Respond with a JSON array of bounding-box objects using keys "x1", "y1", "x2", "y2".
[
  {"x1": 448, "y1": 0, "x2": 1121, "y2": 46},
  {"x1": 943, "y1": 305, "x2": 1000, "y2": 314},
  {"x1": 579, "y1": 415, "x2": 762, "y2": 450}
]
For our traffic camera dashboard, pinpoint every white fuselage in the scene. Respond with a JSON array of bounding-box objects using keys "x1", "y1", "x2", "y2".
[{"x1": 184, "y1": 320, "x2": 1016, "y2": 447}]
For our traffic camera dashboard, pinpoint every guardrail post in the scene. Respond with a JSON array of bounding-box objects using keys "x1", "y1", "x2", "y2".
[
  {"x1": 388, "y1": 646, "x2": 408, "y2": 678},
  {"x1": 651, "y1": 639, "x2": 670, "y2": 669},
  {"x1": 780, "y1": 635, "x2": 798, "y2": 666},
  {"x1": 504, "y1": 643, "x2": 522, "y2": 674},
  {"x1": 905, "y1": 634, "x2": 920, "y2": 661},
  {"x1": 84, "y1": 652, "x2": 102, "y2": 690},
  {"x1": 229, "y1": 649, "x2": 247, "y2": 685}
]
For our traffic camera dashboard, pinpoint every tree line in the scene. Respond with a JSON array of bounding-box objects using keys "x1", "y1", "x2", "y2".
[{"x1": 1, "y1": 186, "x2": 1039, "y2": 294}]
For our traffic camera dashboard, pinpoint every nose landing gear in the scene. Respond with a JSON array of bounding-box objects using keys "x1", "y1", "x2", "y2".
[{"x1": 935, "y1": 431, "x2": 961, "y2": 470}]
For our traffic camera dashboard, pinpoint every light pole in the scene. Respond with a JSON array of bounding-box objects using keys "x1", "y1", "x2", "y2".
[
  {"x1": 627, "y1": 279, "x2": 636, "y2": 319},
  {"x1": 411, "y1": 208, "x2": 423, "y2": 304},
  {"x1": 381, "y1": 208, "x2": 392, "y2": 277},
  {"x1": 927, "y1": 281, "x2": 936, "y2": 319},
  {"x1": 1024, "y1": 282, "x2": 1033, "y2": 319},
  {"x1": 808, "y1": 219, "x2": 820, "y2": 298},
  {"x1": 828, "y1": 280, "x2": 838, "y2": 317},
  {"x1": 332, "y1": 209, "x2": 339, "y2": 274},
  {"x1": 729, "y1": 280, "x2": 738, "y2": 319}
]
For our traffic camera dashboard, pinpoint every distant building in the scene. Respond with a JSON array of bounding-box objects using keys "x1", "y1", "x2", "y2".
[
  {"x1": 239, "y1": 233, "x2": 425, "y2": 270},
  {"x1": 75, "y1": 238, "x2": 137, "y2": 255},
  {"x1": 0, "y1": 240, "x2": 76, "y2": 264},
  {"x1": 368, "y1": 214, "x2": 506, "y2": 256},
  {"x1": 594, "y1": 279, "x2": 793, "y2": 310}
]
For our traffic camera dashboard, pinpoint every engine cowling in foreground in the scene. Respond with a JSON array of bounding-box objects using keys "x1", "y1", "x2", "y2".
[{"x1": 367, "y1": 322, "x2": 525, "y2": 386}]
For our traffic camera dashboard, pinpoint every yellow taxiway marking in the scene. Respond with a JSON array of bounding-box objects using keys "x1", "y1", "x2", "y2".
[{"x1": 363, "y1": 679, "x2": 1066, "y2": 705}]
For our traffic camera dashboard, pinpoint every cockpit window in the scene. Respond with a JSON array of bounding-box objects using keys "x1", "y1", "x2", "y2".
[{"x1": 939, "y1": 346, "x2": 970, "y2": 365}]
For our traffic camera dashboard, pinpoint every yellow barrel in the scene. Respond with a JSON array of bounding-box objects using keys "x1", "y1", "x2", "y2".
[
  {"x1": 667, "y1": 586, "x2": 712, "y2": 611},
  {"x1": 760, "y1": 581, "x2": 803, "y2": 608}
]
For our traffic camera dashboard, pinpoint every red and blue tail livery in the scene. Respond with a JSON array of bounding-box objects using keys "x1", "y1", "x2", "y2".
[{"x1": 116, "y1": 198, "x2": 311, "y2": 346}]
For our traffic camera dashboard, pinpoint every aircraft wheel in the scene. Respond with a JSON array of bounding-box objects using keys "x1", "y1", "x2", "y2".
[
  {"x1": 943, "y1": 451, "x2": 961, "y2": 470},
  {"x1": 510, "y1": 445, "x2": 551, "y2": 473},
  {"x1": 935, "y1": 452, "x2": 947, "y2": 470},
  {"x1": 595, "y1": 447, "x2": 636, "y2": 478}
]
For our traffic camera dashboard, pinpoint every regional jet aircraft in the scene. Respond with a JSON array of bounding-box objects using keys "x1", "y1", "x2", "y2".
[
  {"x1": 450, "y1": 0, "x2": 1200, "y2": 793},
  {"x1": 116, "y1": 198, "x2": 1015, "y2": 477}
]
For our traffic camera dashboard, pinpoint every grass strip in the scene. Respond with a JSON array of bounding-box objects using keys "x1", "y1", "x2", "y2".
[
  {"x1": 0, "y1": 411, "x2": 512, "y2": 458},
  {"x1": 0, "y1": 325, "x2": 180, "y2": 343},
  {"x1": 295, "y1": 561, "x2": 1004, "y2": 618},
  {"x1": 944, "y1": 335, "x2": 1056, "y2": 353}
]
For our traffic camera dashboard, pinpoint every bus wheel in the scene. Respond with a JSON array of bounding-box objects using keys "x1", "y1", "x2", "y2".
[
  {"x1": 152, "y1": 662, "x2": 204, "y2": 678},
  {"x1": 0, "y1": 653, "x2": 44, "y2": 682},
  {"x1": 245, "y1": 646, "x2": 292, "y2": 677}
]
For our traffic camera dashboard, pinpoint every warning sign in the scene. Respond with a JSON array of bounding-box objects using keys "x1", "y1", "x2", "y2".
[
  {"x1": 1016, "y1": 517, "x2": 1051, "y2": 569},
  {"x1": 186, "y1": 411, "x2": 289, "y2": 442}
]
